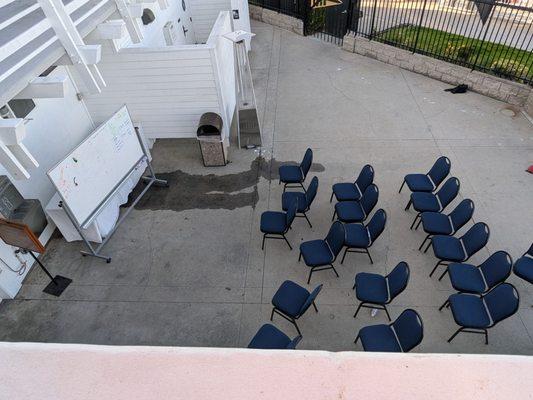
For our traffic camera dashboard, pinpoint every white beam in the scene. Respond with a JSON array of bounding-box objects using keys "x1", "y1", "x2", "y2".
[
  {"x1": 0, "y1": 142, "x2": 30, "y2": 180},
  {"x1": 0, "y1": 119, "x2": 26, "y2": 145},
  {"x1": 95, "y1": 20, "x2": 127, "y2": 40},
  {"x1": 7, "y1": 143, "x2": 39, "y2": 170},
  {"x1": 79, "y1": 45, "x2": 102, "y2": 64},
  {"x1": 128, "y1": 4, "x2": 144, "y2": 18},
  {"x1": 13, "y1": 76, "x2": 69, "y2": 99},
  {"x1": 36, "y1": 0, "x2": 105, "y2": 94},
  {"x1": 114, "y1": 0, "x2": 143, "y2": 43}
]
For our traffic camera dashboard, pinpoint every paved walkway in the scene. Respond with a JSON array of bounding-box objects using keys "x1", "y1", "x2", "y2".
[{"x1": 0, "y1": 20, "x2": 531, "y2": 354}]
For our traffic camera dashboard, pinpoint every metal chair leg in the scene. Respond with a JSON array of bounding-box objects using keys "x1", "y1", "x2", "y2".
[
  {"x1": 312, "y1": 301, "x2": 318, "y2": 313},
  {"x1": 330, "y1": 192, "x2": 334, "y2": 203},
  {"x1": 439, "y1": 299, "x2": 450, "y2": 311},
  {"x1": 303, "y1": 212, "x2": 312, "y2": 228},
  {"x1": 424, "y1": 239, "x2": 432, "y2": 253},
  {"x1": 298, "y1": 251, "x2": 302, "y2": 262},
  {"x1": 430, "y1": 260, "x2": 443, "y2": 277},
  {"x1": 331, "y1": 264, "x2": 340, "y2": 278},
  {"x1": 292, "y1": 319, "x2": 302, "y2": 336},
  {"x1": 353, "y1": 302, "x2": 363, "y2": 318},
  {"x1": 307, "y1": 269, "x2": 314, "y2": 284},
  {"x1": 262, "y1": 234, "x2": 266, "y2": 250},
  {"x1": 405, "y1": 199, "x2": 412, "y2": 211},
  {"x1": 484, "y1": 330, "x2": 488, "y2": 345},
  {"x1": 415, "y1": 218, "x2": 423, "y2": 230},
  {"x1": 399, "y1": 180, "x2": 405, "y2": 193},
  {"x1": 438, "y1": 267, "x2": 449, "y2": 281},
  {"x1": 447, "y1": 328, "x2": 463, "y2": 343},
  {"x1": 270, "y1": 308, "x2": 275, "y2": 321},
  {"x1": 419, "y1": 235, "x2": 429, "y2": 251},
  {"x1": 410, "y1": 214, "x2": 420, "y2": 230},
  {"x1": 283, "y1": 234, "x2": 292, "y2": 250},
  {"x1": 331, "y1": 210, "x2": 337, "y2": 221},
  {"x1": 341, "y1": 247, "x2": 349, "y2": 264},
  {"x1": 366, "y1": 248, "x2": 373, "y2": 264},
  {"x1": 383, "y1": 305, "x2": 391, "y2": 321},
  {"x1": 354, "y1": 334, "x2": 360, "y2": 344}
]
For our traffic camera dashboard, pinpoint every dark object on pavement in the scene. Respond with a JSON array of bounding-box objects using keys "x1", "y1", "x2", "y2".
[{"x1": 444, "y1": 84, "x2": 469, "y2": 94}]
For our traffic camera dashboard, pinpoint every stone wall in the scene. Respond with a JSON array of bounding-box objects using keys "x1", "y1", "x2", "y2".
[
  {"x1": 249, "y1": 5, "x2": 304, "y2": 35},
  {"x1": 525, "y1": 91, "x2": 533, "y2": 120},
  {"x1": 343, "y1": 35, "x2": 532, "y2": 107}
]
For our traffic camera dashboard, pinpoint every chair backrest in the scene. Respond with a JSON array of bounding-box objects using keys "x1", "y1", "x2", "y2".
[
  {"x1": 484, "y1": 283, "x2": 519, "y2": 326},
  {"x1": 449, "y1": 199, "x2": 474, "y2": 233},
  {"x1": 525, "y1": 243, "x2": 533, "y2": 257},
  {"x1": 285, "y1": 199, "x2": 298, "y2": 230},
  {"x1": 427, "y1": 156, "x2": 451, "y2": 188},
  {"x1": 479, "y1": 251, "x2": 513, "y2": 290},
  {"x1": 325, "y1": 221, "x2": 346, "y2": 259},
  {"x1": 355, "y1": 164, "x2": 374, "y2": 193},
  {"x1": 366, "y1": 209, "x2": 387, "y2": 244},
  {"x1": 286, "y1": 335, "x2": 303, "y2": 349},
  {"x1": 461, "y1": 222, "x2": 490, "y2": 258},
  {"x1": 360, "y1": 184, "x2": 379, "y2": 217},
  {"x1": 391, "y1": 309, "x2": 423, "y2": 352},
  {"x1": 298, "y1": 284, "x2": 323, "y2": 317},
  {"x1": 304, "y1": 176, "x2": 319, "y2": 209},
  {"x1": 386, "y1": 261, "x2": 410, "y2": 300},
  {"x1": 300, "y1": 148, "x2": 313, "y2": 180},
  {"x1": 436, "y1": 177, "x2": 460, "y2": 210}
]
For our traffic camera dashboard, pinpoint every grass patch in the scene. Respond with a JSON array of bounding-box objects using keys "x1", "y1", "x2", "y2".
[{"x1": 374, "y1": 25, "x2": 532, "y2": 83}]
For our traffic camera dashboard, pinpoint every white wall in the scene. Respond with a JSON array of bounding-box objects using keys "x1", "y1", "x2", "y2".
[
  {"x1": 191, "y1": 0, "x2": 232, "y2": 42},
  {"x1": 0, "y1": 66, "x2": 95, "y2": 298}
]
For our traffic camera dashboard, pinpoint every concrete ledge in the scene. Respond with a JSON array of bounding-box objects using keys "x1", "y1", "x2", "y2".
[
  {"x1": 249, "y1": 5, "x2": 304, "y2": 35},
  {"x1": 343, "y1": 35, "x2": 532, "y2": 107}
]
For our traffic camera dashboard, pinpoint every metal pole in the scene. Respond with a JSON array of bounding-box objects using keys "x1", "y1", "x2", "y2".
[
  {"x1": 369, "y1": 0, "x2": 379, "y2": 40},
  {"x1": 412, "y1": 0, "x2": 429, "y2": 53}
]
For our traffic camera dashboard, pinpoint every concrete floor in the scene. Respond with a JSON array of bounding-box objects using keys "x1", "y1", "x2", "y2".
[{"x1": 0, "y1": 20, "x2": 532, "y2": 354}]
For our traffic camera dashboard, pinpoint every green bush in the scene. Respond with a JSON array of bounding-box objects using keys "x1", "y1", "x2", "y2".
[
  {"x1": 443, "y1": 43, "x2": 475, "y2": 62},
  {"x1": 306, "y1": 8, "x2": 326, "y2": 35},
  {"x1": 490, "y1": 59, "x2": 529, "y2": 79}
]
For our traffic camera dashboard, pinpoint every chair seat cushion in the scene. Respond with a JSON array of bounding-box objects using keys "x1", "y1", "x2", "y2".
[
  {"x1": 448, "y1": 263, "x2": 486, "y2": 293},
  {"x1": 411, "y1": 192, "x2": 441, "y2": 212},
  {"x1": 272, "y1": 280, "x2": 309, "y2": 317},
  {"x1": 405, "y1": 174, "x2": 434, "y2": 192},
  {"x1": 514, "y1": 256, "x2": 533, "y2": 284},
  {"x1": 355, "y1": 273, "x2": 388, "y2": 303},
  {"x1": 335, "y1": 201, "x2": 365, "y2": 223},
  {"x1": 359, "y1": 324, "x2": 401, "y2": 352},
  {"x1": 449, "y1": 293, "x2": 490, "y2": 329},
  {"x1": 332, "y1": 183, "x2": 361, "y2": 201},
  {"x1": 300, "y1": 240, "x2": 333, "y2": 267},
  {"x1": 345, "y1": 224, "x2": 370, "y2": 248},
  {"x1": 282, "y1": 191, "x2": 307, "y2": 212},
  {"x1": 421, "y1": 212, "x2": 453, "y2": 235},
  {"x1": 279, "y1": 165, "x2": 303, "y2": 183},
  {"x1": 432, "y1": 235, "x2": 466, "y2": 262},
  {"x1": 248, "y1": 324, "x2": 291, "y2": 349},
  {"x1": 260, "y1": 211, "x2": 287, "y2": 234}
]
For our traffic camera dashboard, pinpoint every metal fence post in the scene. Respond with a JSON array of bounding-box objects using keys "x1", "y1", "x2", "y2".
[
  {"x1": 471, "y1": 5, "x2": 495, "y2": 70},
  {"x1": 369, "y1": 0, "x2": 378, "y2": 40},
  {"x1": 412, "y1": 0, "x2": 428, "y2": 52}
]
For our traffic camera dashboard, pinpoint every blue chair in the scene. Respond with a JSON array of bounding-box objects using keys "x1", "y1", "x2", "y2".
[
  {"x1": 406, "y1": 177, "x2": 460, "y2": 230},
  {"x1": 418, "y1": 199, "x2": 475, "y2": 252},
  {"x1": 330, "y1": 164, "x2": 374, "y2": 203},
  {"x1": 354, "y1": 309, "x2": 423, "y2": 352},
  {"x1": 443, "y1": 283, "x2": 519, "y2": 344},
  {"x1": 282, "y1": 176, "x2": 319, "y2": 228},
  {"x1": 439, "y1": 251, "x2": 513, "y2": 304},
  {"x1": 399, "y1": 156, "x2": 451, "y2": 193},
  {"x1": 353, "y1": 261, "x2": 410, "y2": 321},
  {"x1": 341, "y1": 209, "x2": 387, "y2": 265},
  {"x1": 248, "y1": 324, "x2": 302, "y2": 350},
  {"x1": 279, "y1": 148, "x2": 313, "y2": 192},
  {"x1": 513, "y1": 243, "x2": 533, "y2": 284},
  {"x1": 430, "y1": 222, "x2": 490, "y2": 279},
  {"x1": 270, "y1": 280, "x2": 323, "y2": 335},
  {"x1": 332, "y1": 184, "x2": 379, "y2": 223},
  {"x1": 299, "y1": 221, "x2": 345, "y2": 284},
  {"x1": 260, "y1": 200, "x2": 298, "y2": 250}
]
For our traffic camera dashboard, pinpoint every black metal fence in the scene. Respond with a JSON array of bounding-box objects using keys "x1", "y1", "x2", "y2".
[
  {"x1": 250, "y1": 0, "x2": 533, "y2": 84},
  {"x1": 352, "y1": 0, "x2": 533, "y2": 84}
]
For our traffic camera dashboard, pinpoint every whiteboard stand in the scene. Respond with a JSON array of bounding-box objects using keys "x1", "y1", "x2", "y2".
[{"x1": 56, "y1": 125, "x2": 168, "y2": 263}]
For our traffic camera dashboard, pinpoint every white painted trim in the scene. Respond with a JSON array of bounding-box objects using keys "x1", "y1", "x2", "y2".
[{"x1": 14, "y1": 75, "x2": 69, "y2": 99}]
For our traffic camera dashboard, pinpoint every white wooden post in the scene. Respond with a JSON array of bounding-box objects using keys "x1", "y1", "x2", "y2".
[{"x1": 114, "y1": 0, "x2": 143, "y2": 43}]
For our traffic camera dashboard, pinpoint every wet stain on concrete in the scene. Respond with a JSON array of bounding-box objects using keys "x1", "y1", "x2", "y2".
[{"x1": 130, "y1": 157, "x2": 325, "y2": 212}]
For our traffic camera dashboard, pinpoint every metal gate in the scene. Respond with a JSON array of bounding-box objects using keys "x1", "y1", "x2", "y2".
[{"x1": 305, "y1": 0, "x2": 356, "y2": 45}]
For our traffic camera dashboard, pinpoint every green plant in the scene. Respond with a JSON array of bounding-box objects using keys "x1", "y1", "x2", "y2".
[
  {"x1": 490, "y1": 58, "x2": 529, "y2": 79},
  {"x1": 306, "y1": 8, "x2": 326, "y2": 35},
  {"x1": 443, "y1": 43, "x2": 475, "y2": 62}
]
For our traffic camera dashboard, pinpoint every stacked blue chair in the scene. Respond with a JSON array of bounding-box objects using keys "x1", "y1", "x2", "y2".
[
  {"x1": 260, "y1": 200, "x2": 298, "y2": 250},
  {"x1": 341, "y1": 209, "x2": 387, "y2": 265},
  {"x1": 430, "y1": 222, "x2": 490, "y2": 279},
  {"x1": 354, "y1": 309, "x2": 423, "y2": 352},
  {"x1": 299, "y1": 221, "x2": 345, "y2": 284},
  {"x1": 406, "y1": 177, "x2": 460, "y2": 229},
  {"x1": 443, "y1": 283, "x2": 519, "y2": 344},
  {"x1": 418, "y1": 199, "x2": 475, "y2": 252},
  {"x1": 399, "y1": 156, "x2": 451, "y2": 194},
  {"x1": 439, "y1": 251, "x2": 513, "y2": 306},
  {"x1": 281, "y1": 176, "x2": 319, "y2": 228},
  {"x1": 353, "y1": 261, "x2": 410, "y2": 321},
  {"x1": 330, "y1": 164, "x2": 374, "y2": 203},
  {"x1": 270, "y1": 280, "x2": 323, "y2": 335},
  {"x1": 248, "y1": 324, "x2": 302, "y2": 350},
  {"x1": 332, "y1": 184, "x2": 379, "y2": 223},
  {"x1": 513, "y1": 243, "x2": 533, "y2": 285},
  {"x1": 279, "y1": 148, "x2": 313, "y2": 192}
]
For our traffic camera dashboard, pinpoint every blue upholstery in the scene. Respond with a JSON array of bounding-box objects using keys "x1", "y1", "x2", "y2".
[
  {"x1": 448, "y1": 263, "x2": 487, "y2": 293},
  {"x1": 248, "y1": 324, "x2": 299, "y2": 349},
  {"x1": 411, "y1": 177, "x2": 459, "y2": 213},
  {"x1": 282, "y1": 191, "x2": 307, "y2": 212},
  {"x1": 325, "y1": 221, "x2": 346, "y2": 257},
  {"x1": 367, "y1": 209, "x2": 387, "y2": 243},
  {"x1": 299, "y1": 284, "x2": 323, "y2": 316},
  {"x1": 388, "y1": 262, "x2": 410, "y2": 298},
  {"x1": 462, "y1": 223, "x2": 490, "y2": 257},
  {"x1": 514, "y1": 248, "x2": 533, "y2": 284},
  {"x1": 479, "y1": 251, "x2": 513, "y2": 289},
  {"x1": 449, "y1": 199, "x2": 475, "y2": 232},
  {"x1": 404, "y1": 174, "x2": 434, "y2": 192},
  {"x1": 300, "y1": 240, "x2": 334, "y2": 266},
  {"x1": 484, "y1": 283, "x2": 519, "y2": 324},
  {"x1": 392, "y1": 309, "x2": 424, "y2": 352},
  {"x1": 427, "y1": 156, "x2": 451, "y2": 189},
  {"x1": 300, "y1": 148, "x2": 313, "y2": 180},
  {"x1": 345, "y1": 224, "x2": 370, "y2": 247},
  {"x1": 304, "y1": 177, "x2": 319, "y2": 207},
  {"x1": 355, "y1": 273, "x2": 389, "y2": 303},
  {"x1": 260, "y1": 211, "x2": 288, "y2": 234},
  {"x1": 335, "y1": 184, "x2": 379, "y2": 223},
  {"x1": 358, "y1": 324, "x2": 402, "y2": 352},
  {"x1": 279, "y1": 148, "x2": 313, "y2": 184},
  {"x1": 420, "y1": 212, "x2": 453, "y2": 235},
  {"x1": 403, "y1": 156, "x2": 451, "y2": 193},
  {"x1": 332, "y1": 164, "x2": 374, "y2": 202},
  {"x1": 272, "y1": 280, "x2": 311, "y2": 317},
  {"x1": 432, "y1": 235, "x2": 466, "y2": 262}
]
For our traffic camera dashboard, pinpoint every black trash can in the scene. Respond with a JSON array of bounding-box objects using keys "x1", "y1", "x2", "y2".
[{"x1": 197, "y1": 113, "x2": 227, "y2": 167}]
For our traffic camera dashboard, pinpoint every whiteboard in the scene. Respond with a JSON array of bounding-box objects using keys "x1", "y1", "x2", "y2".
[{"x1": 48, "y1": 106, "x2": 145, "y2": 228}]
